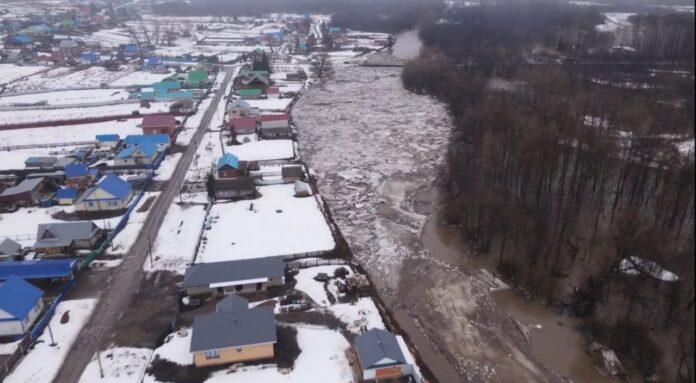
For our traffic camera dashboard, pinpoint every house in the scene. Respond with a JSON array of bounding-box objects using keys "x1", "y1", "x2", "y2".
[
  {"x1": 229, "y1": 117, "x2": 257, "y2": 136},
  {"x1": 236, "y1": 88, "x2": 264, "y2": 100},
  {"x1": 143, "y1": 56, "x2": 163, "y2": 70},
  {"x1": 214, "y1": 177, "x2": 256, "y2": 199},
  {"x1": 124, "y1": 134, "x2": 171, "y2": 151},
  {"x1": 141, "y1": 114, "x2": 177, "y2": 136},
  {"x1": 182, "y1": 256, "x2": 285, "y2": 296},
  {"x1": 0, "y1": 177, "x2": 46, "y2": 206},
  {"x1": 65, "y1": 163, "x2": 97, "y2": 189},
  {"x1": 281, "y1": 165, "x2": 304, "y2": 183},
  {"x1": 216, "y1": 153, "x2": 242, "y2": 179},
  {"x1": 355, "y1": 328, "x2": 417, "y2": 382},
  {"x1": 241, "y1": 73, "x2": 270, "y2": 92},
  {"x1": 185, "y1": 69, "x2": 209, "y2": 88},
  {"x1": 0, "y1": 238, "x2": 22, "y2": 262},
  {"x1": 0, "y1": 276, "x2": 44, "y2": 336},
  {"x1": 190, "y1": 305, "x2": 276, "y2": 367},
  {"x1": 227, "y1": 99, "x2": 258, "y2": 118},
  {"x1": 75, "y1": 174, "x2": 133, "y2": 212},
  {"x1": 95, "y1": 134, "x2": 120, "y2": 148},
  {"x1": 259, "y1": 114, "x2": 292, "y2": 139},
  {"x1": 114, "y1": 141, "x2": 159, "y2": 167},
  {"x1": 58, "y1": 39, "x2": 79, "y2": 55},
  {"x1": 33, "y1": 221, "x2": 102, "y2": 255},
  {"x1": 56, "y1": 187, "x2": 79, "y2": 205},
  {"x1": 81, "y1": 51, "x2": 99, "y2": 64}
]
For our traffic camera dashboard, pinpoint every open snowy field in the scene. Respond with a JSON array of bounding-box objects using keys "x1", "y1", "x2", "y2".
[
  {"x1": 144, "y1": 201, "x2": 207, "y2": 275},
  {"x1": 0, "y1": 144, "x2": 85, "y2": 171},
  {"x1": 0, "y1": 64, "x2": 49, "y2": 86},
  {"x1": 109, "y1": 70, "x2": 176, "y2": 87},
  {"x1": 7, "y1": 66, "x2": 132, "y2": 92},
  {"x1": 4, "y1": 299, "x2": 97, "y2": 383},
  {"x1": 0, "y1": 103, "x2": 173, "y2": 126},
  {"x1": 0, "y1": 205, "x2": 76, "y2": 247},
  {"x1": 195, "y1": 184, "x2": 334, "y2": 263},
  {"x1": 246, "y1": 97, "x2": 293, "y2": 112},
  {"x1": 0, "y1": 119, "x2": 142, "y2": 147},
  {"x1": 0, "y1": 89, "x2": 130, "y2": 107},
  {"x1": 153, "y1": 153, "x2": 183, "y2": 182},
  {"x1": 227, "y1": 139, "x2": 295, "y2": 161}
]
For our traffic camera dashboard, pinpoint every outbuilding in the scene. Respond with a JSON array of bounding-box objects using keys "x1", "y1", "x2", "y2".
[
  {"x1": 354, "y1": 328, "x2": 417, "y2": 381},
  {"x1": 0, "y1": 276, "x2": 44, "y2": 336},
  {"x1": 0, "y1": 238, "x2": 22, "y2": 262},
  {"x1": 183, "y1": 256, "x2": 285, "y2": 296},
  {"x1": 0, "y1": 177, "x2": 47, "y2": 207}
]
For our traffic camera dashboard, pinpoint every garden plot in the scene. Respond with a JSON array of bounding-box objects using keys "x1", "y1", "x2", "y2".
[
  {"x1": 0, "y1": 144, "x2": 84, "y2": 170},
  {"x1": 8, "y1": 66, "x2": 131, "y2": 92},
  {"x1": 0, "y1": 89, "x2": 130, "y2": 107},
  {"x1": 0, "y1": 119, "x2": 142, "y2": 147},
  {"x1": 79, "y1": 348, "x2": 153, "y2": 383},
  {"x1": 203, "y1": 326, "x2": 353, "y2": 383},
  {"x1": 144, "y1": 202, "x2": 207, "y2": 275},
  {"x1": 227, "y1": 139, "x2": 295, "y2": 162},
  {"x1": 196, "y1": 184, "x2": 335, "y2": 263},
  {"x1": 0, "y1": 64, "x2": 49, "y2": 86},
  {"x1": 0, "y1": 103, "x2": 173, "y2": 126},
  {"x1": 245, "y1": 97, "x2": 293, "y2": 112},
  {"x1": 109, "y1": 69, "x2": 176, "y2": 87},
  {"x1": 4, "y1": 299, "x2": 97, "y2": 383}
]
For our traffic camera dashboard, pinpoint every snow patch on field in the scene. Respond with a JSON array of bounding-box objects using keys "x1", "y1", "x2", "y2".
[
  {"x1": 227, "y1": 139, "x2": 295, "y2": 161},
  {"x1": 0, "y1": 119, "x2": 142, "y2": 147},
  {"x1": 294, "y1": 265, "x2": 352, "y2": 307},
  {"x1": 5, "y1": 299, "x2": 97, "y2": 383},
  {"x1": 329, "y1": 298, "x2": 386, "y2": 334},
  {"x1": 145, "y1": 202, "x2": 207, "y2": 274},
  {"x1": 79, "y1": 348, "x2": 153, "y2": 383}
]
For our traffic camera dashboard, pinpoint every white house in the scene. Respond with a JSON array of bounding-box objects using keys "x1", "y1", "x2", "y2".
[{"x1": 75, "y1": 174, "x2": 133, "y2": 212}]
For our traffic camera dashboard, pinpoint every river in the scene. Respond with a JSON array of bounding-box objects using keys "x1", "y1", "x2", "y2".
[{"x1": 295, "y1": 30, "x2": 615, "y2": 383}]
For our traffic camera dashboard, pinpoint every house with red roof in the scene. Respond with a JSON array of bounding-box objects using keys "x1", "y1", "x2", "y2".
[
  {"x1": 229, "y1": 117, "x2": 258, "y2": 136},
  {"x1": 141, "y1": 114, "x2": 177, "y2": 137},
  {"x1": 258, "y1": 113, "x2": 292, "y2": 139}
]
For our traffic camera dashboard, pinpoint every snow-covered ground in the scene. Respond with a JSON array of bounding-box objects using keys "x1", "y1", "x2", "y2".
[
  {"x1": 144, "y1": 200, "x2": 207, "y2": 274},
  {"x1": 79, "y1": 348, "x2": 153, "y2": 383},
  {"x1": 0, "y1": 205, "x2": 86, "y2": 247},
  {"x1": 108, "y1": 70, "x2": 176, "y2": 87},
  {"x1": 294, "y1": 265, "x2": 352, "y2": 307},
  {"x1": 0, "y1": 64, "x2": 48, "y2": 86},
  {"x1": 0, "y1": 89, "x2": 130, "y2": 107},
  {"x1": 245, "y1": 97, "x2": 293, "y2": 112},
  {"x1": 0, "y1": 119, "x2": 142, "y2": 147},
  {"x1": 153, "y1": 153, "x2": 183, "y2": 182},
  {"x1": 5, "y1": 299, "x2": 97, "y2": 383},
  {"x1": 195, "y1": 184, "x2": 335, "y2": 263},
  {"x1": 227, "y1": 139, "x2": 295, "y2": 161},
  {"x1": 329, "y1": 298, "x2": 386, "y2": 334},
  {"x1": 0, "y1": 102, "x2": 173, "y2": 125},
  {"x1": 7, "y1": 66, "x2": 131, "y2": 92},
  {"x1": 107, "y1": 192, "x2": 161, "y2": 256}
]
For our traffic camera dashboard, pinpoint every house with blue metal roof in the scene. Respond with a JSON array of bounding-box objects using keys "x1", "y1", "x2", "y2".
[
  {"x1": 9, "y1": 33, "x2": 32, "y2": 46},
  {"x1": 0, "y1": 259, "x2": 77, "y2": 281},
  {"x1": 0, "y1": 276, "x2": 44, "y2": 336},
  {"x1": 81, "y1": 51, "x2": 100, "y2": 64},
  {"x1": 217, "y1": 153, "x2": 240, "y2": 177},
  {"x1": 96, "y1": 134, "x2": 120, "y2": 148},
  {"x1": 354, "y1": 328, "x2": 416, "y2": 381},
  {"x1": 123, "y1": 134, "x2": 170, "y2": 151},
  {"x1": 65, "y1": 163, "x2": 97, "y2": 189},
  {"x1": 115, "y1": 140, "x2": 160, "y2": 167},
  {"x1": 75, "y1": 174, "x2": 133, "y2": 212}
]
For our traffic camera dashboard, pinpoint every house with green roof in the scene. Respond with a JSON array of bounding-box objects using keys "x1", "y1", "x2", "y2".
[
  {"x1": 185, "y1": 70, "x2": 209, "y2": 88},
  {"x1": 235, "y1": 88, "x2": 264, "y2": 99}
]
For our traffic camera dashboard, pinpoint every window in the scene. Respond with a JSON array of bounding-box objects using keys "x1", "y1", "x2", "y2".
[{"x1": 204, "y1": 350, "x2": 219, "y2": 359}]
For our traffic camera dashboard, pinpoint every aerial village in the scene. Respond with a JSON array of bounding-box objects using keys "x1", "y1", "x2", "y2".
[{"x1": 0, "y1": 1, "x2": 421, "y2": 382}]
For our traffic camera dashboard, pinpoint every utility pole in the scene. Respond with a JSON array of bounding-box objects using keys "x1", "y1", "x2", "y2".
[
  {"x1": 147, "y1": 235, "x2": 153, "y2": 268},
  {"x1": 47, "y1": 322, "x2": 56, "y2": 346},
  {"x1": 96, "y1": 350, "x2": 104, "y2": 378}
]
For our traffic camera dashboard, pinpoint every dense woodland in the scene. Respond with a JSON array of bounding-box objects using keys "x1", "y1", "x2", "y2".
[
  {"x1": 402, "y1": 3, "x2": 694, "y2": 381},
  {"x1": 154, "y1": 0, "x2": 443, "y2": 33}
]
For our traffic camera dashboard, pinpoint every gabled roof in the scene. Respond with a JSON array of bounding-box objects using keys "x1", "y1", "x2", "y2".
[
  {"x1": 0, "y1": 238, "x2": 21, "y2": 257},
  {"x1": 183, "y1": 256, "x2": 284, "y2": 288},
  {"x1": 142, "y1": 114, "x2": 175, "y2": 128},
  {"x1": 355, "y1": 328, "x2": 407, "y2": 369},
  {"x1": 96, "y1": 134, "x2": 120, "y2": 142},
  {"x1": 237, "y1": 89, "x2": 263, "y2": 96},
  {"x1": 259, "y1": 113, "x2": 290, "y2": 122},
  {"x1": 65, "y1": 163, "x2": 89, "y2": 178},
  {"x1": 56, "y1": 187, "x2": 79, "y2": 200},
  {"x1": 186, "y1": 70, "x2": 208, "y2": 84},
  {"x1": 0, "y1": 177, "x2": 44, "y2": 197},
  {"x1": 0, "y1": 276, "x2": 43, "y2": 320},
  {"x1": 58, "y1": 39, "x2": 78, "y2": 48},
  {"x1": 0, "y1": 259, "x2": 77, "y2": 280},
  {"x1": 230, "y1": 117, "x2": 257, "y2": 130},
  {"x1": 96, "y1": 174, "x2": 132, "y2": 200},
  {"x1": 217, "y1": 153, "x2": 240, "y2": 170},
  {"x1": 116, "y1": 141, "x2": 158, "y2": 159},
  {"x1": 34, "y1": 221, "x2": 99, "y2": 249},
  {"x1": 216, "y1": 294, "x2": 249, "y2": 312},
  {"x1": 190, "y1": 306, "x2": 276, "y2": 352}
]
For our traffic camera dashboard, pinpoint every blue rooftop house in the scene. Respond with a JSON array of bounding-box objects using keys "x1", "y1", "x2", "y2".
[
  {"x1": 56, "y1": 187, "x2": 80, "y2": 205},
  {"x1": 76, "y1": 174, "x2": 134, "y2": 212},
  {"x1": 65, "y1": 163, "x2": 97, "y2": 188},
  {"x1": 25, "y1": 24, "x2": 53, "y2": 36},
  {"x1": 122, "y1": 43, "x2": 147, "y2": 58},
  {"x1": 140, "y1": 89, "x2": 194, "y2": 102},
  {"x1": 96, "y1": 134, "x2": 120, "y2": 148},
  {"x1": 115, "y1": 141, "x2": 159, "y2": 167},
  {"x1": 9, "y1": 33, "x2": 32, "y2": 46},
  {"x1": 143, "y1": 56, "x2": 164, "y2": 70},
  {"x1": 81, "y1": 51, "x2": 100, "y2": 64},
  {"x1": 0, "y1": 276, "x2": 45, "y2": 336},
  {"x1": 124, "y1": 134, "x2": 170, "y2": 151},
  {"x1": 152, "y1": 81, "x2": 180, "y2": 93}
]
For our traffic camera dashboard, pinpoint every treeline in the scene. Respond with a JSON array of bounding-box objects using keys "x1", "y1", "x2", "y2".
[
  {"x1": 403, "y1": 2, "x2": 694, "y2": 381},
  {"x1": 154, "y1": 0, "x2": 444, "y2": 33}
]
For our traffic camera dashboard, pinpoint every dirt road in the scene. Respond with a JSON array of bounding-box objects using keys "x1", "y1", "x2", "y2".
[{"x1": 52, "y1": 68, "x2": 234, "y2": 383}]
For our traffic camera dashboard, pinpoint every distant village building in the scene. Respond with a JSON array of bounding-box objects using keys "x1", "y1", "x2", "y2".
[
  {"x1": 95, "y1": 134, "x2": 120, "y2": 148},
  {"x1": 214, "y1": 154, "x2": 256, "y2": 199},
  {"x1": 229, "y1": 117, "x2": 257, "y2": 136},
  {"x1": 0, "y1": 177, "x2": 47, "y2": 207},
  {"x1": 227, "y1": 99, "x2": 258, "y2": 118},
  {"x1": 65, "y1": 163, "x2": 97, "y2": 189},
  {"x1": 75, "y1": 174, "x2": 133, "y2": 212}
]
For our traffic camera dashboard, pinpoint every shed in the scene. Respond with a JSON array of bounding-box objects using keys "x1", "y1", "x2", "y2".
[
  {"x1": 96, "y1": 134, "x2": 120, "y2": 148},
  {"x1": 0, "y1": 276, "x2": 44, "y2": 336},
  {"x1": 0, "y1": 259, "x2": 77, "y2": 281},
  {"x1": 355, "y1": 328, "x2": 413, "y2": 381},
  {"x1": 56, "y1": 187, "x2": 79, "y2": 205},
  {"x1": 0, "y1": 177, "x2": 46, "y2": 206},
  {"x1": 216, "y1": 153, "x2": 240, "y2": 179},
  {"x1": 183, "y1": 257, "x2": 285, "y2": 296},
  {"x1": 0, "y1": 238, "x2": 22, "y2": 261}
]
